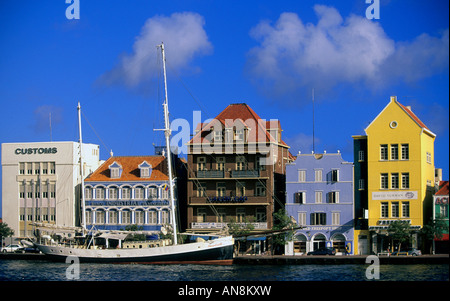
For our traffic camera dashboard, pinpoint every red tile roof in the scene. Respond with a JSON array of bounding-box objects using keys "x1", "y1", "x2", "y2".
[
  {"x1": 85, "y1": 156, "x2": 169, "y2": 182},
  {"x1": 397, "y1": 101, "x2": 430, "y2": 131},
  {"x1": 188, "y1": 103, "x2": 288, "y2": 146},
  {"x1": 436, "y1": 181, "x2": 449, "y2": 196}
]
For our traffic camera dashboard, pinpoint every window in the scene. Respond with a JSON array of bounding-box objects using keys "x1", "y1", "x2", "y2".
[
  {"x1": 135, "y1": 210, "x2": 145, "y2": 224},
  {"x1": 217, "y1": 208, "x2": 227, "y2": 223},
  {"x1": 26, "y1": 183, "x2": 33, "y2": 198},
  {"x1": 381, "y1": 173, "x2": 389, "y2": 189},
  {"x1": 27, "y1": 163, "x2": 32, "y2": 175},
  {"x1": 392, "y1": 202, "x2": 399, "y2": 218},
  {"x1": 197, "y1": 208, "x2": 206, "y2": 223},
  {"x1": 148, "y1": 210, "x2": 157, "y2": 224},
  {"x1": 161, "y1": 210, "x2": 170, "y2": 224},
  {"x1": 255, "y1": 182, "x2": 266, "y2": 197},
  {"x1": 109, "y1": 162, "x2": 122, "y2": 179},
  {"x1": 315, "y1": 169, "x2": 322, "y2": 182},
  {"x1": 402, "y1": 173, "x2": 410, "y2": 189},
  {"x1": 95, "y1": 187, "x2": 105, "y2": 200},
  {"x1": 402, "y1": 202, "x2": 410, "y2": 218},
  {"x1": 216, "y1": 157, "x2": 225, "y2": 171},
  {"x1": 134, "y1": 187, "x2": 144, "y2": 199},
  {"x1": 380, "y1": 145, "x2": 388, "y2": 160},
  {"x1": 255, "y1": 156, "x2": 265, "y2": 171},
  {"x1": 236, "y1": 156, "x2": 246, "y2": 171},
  {"x1": 331, "y1": 169, "x2": 339, "y2": 182},
  {"x1": 197, "y1": 157, "x2": 206, "y2": 171},
  {"x1": 42, "y1": 185, "x2": 48, "y2": 198},
  {"x1": 426, "y1": 152, "x2": 432, "y2": 164},
  {"x1": 122, "y1": 210, "x2": 131, "y2": 224},
  {"x1": 50, "y1": 162, "x2": 55, "y2": 174},
  {"x1": 122, "y1": 187, "x2": 131, "y2": 199},
  {"x1": 294, "y1": 192, "x2": 305, "y2": 204},
  {"x1": 86, "y1": 210, "x2": 93, "y2": 224},
  {"x1": 235, "y1": 129, "x2": 244, "y2": 141},
  {"x1": 197, "y1": 182, "x2": 206, "y2": 197},
  {"x1": 109, "y1": 210, "x2": 118, "y2": 224},
  {"x1": 297, "y1": 212, "x2": 307, "y2": 226},
  {"x1": 34, "y1": 163, "x2": 40, "y2": 175},
  {"x1": 49, "y1": 184, "x2": 56, "y2": 198},
  {"x1": 96, "y1": 210, "x2": 105, "y2": 224},
  {"x1": 85, "y1": 187, "x2": 92, "y2": 200},
  {"x1": 108, "y1": 187, "x2": 118, "y2": 200},
  {"x1": 42, "y1": 162, "x2": 48, "y2": 174},
  {"x1": 401, "y1": 144, "x2": 409, "y2": 160},
  {"x1": 19, "y1": 163, "x2": 25, "y2": 175},
  {"x1": 236, "y1": 208, "x2": 245, "y2": 223},
  {"x1": 381, "y1": 202, "x2": 389, "y2": 218},
  {"x1": 311, "y1": 213, "x2": 326, "y2": 225},
  {"x1": 236, "y1": 182, "x2": 246, "y2": 197},
  {"x1": 19, "y1": 184, "x2": 25, "y2": 199},
  {"x1": 217, "y1": 182, "x2": 226, "y2": 197},
  {"x1": 298, "y1": 170, "x2": 306, "y2": 182},
  {"x1": 391, "y1": 144, "x2": 399, "y2": 160},
  {"x1": 358, "y1": 150, "x2": 365, "y2": 162},
  {"x1": 256, "y1": 208, "x2": 266, "y2": 222},
  {"x1": 328, "y1": 191, "x2": 339, "y2": 203},
  {"x1": 315, "y1": 191, "x2": 323, "y2": 203},
  {"x1": 439, "y1": 205, "x2": 448, "y2": 218},
  {"x1": 148, "y1": 187, "x2": 158, "y2": 199},
  {"x1": 391, "y1": 173, "x2": 399, "y2": 189},
  {"x1": 139, "y1": 161, "x2": 152, "y2": 178},
  {"x1": 359, "y1": 179, "x2": 365, "y2": 190},
  {"x1": 332, "y1": 212, "x2": 340, "y2": 225},
  {"x1": 214, "y1": 130, "x2": 223, "y2": 142}
]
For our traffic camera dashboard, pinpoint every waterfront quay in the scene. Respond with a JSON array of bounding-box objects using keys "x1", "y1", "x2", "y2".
[
  {"x1": 1, "y1": 253, "x2": 448, "y2": 265},
  {"x1": 233, "y1": 254, "x2": 450, "y2": 265}
]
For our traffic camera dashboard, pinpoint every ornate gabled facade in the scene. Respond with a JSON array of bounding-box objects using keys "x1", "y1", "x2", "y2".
[{"x1": 186, "y1": 103, "x2": 293, "y2": 238}]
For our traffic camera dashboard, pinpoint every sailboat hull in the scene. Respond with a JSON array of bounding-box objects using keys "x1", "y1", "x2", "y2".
[{"x1": 36, "y1": 236, "x2": 234, "y2": 264}]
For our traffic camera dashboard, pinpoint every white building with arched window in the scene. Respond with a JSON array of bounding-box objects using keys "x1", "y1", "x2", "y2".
[{"x1": 84, "y1": 156, "x2": 175, "y2": 236}]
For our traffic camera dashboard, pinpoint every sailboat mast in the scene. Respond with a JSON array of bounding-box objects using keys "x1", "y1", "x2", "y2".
[
  {"x1": 77, "y1": 102, "x2": 86, "y2": 231},
  {"x1": 158, "y1": 43, "x2": 178, "y2": 245}
]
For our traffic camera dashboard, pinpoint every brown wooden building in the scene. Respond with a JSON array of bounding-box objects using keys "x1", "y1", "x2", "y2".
[{"x1": 185, "y1": 103, "x2": 293, "y2": 234}]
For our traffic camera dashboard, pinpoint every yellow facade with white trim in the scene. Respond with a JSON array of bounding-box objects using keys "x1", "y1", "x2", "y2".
[{"x1": 365, "y1": 96, "x2": 435, "y2": 230}]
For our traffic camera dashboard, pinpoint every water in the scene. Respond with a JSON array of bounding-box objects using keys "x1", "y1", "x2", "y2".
[{"x1": 0, "y1": 259, "x2": 448, "y2": 281}]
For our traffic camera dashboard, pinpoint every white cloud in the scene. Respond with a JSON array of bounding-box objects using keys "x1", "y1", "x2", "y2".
[
  {"x1": 100, "y1": 12, "x2": 212, "y2": 88},
  {"x1": 246, "y1": 5, "x2": 449, "y2": 103}
]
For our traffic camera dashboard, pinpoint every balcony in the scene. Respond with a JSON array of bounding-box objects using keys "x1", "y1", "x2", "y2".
[
  {"x1": 191, "y1": 222, "x2": 268, "y2": 230},
  {"x1": 196, "y1": 170, "x2": 224, "y2": 178},
  {"x1": 231, "y1": 170, "x2": 260, "y2": 178}
]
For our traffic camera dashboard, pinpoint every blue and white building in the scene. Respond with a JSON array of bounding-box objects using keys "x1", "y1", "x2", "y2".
[
  {"x1": 285, "y1": 152, "x2": 355, "y2": 255},
  {"x1": 84, "y1": 156, "x2": 175, "y2": 235}
]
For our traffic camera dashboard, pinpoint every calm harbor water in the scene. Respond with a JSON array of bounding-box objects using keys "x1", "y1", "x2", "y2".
[{"x1": 0, "y1": 259, "x2": 448, "y2": 281}]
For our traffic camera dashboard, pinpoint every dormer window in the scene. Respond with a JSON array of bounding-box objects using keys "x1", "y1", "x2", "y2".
[
  {"x1": 109, "y1": 161, "x2": 122, "y2": 179},
  {"x1": 139, "y1": 161, "x2": 152, "y2": 178}
]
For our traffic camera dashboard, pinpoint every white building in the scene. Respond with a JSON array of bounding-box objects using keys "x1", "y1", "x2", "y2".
[{"x1": 1, "y1": 141, "x2": 102, "y2": 237}]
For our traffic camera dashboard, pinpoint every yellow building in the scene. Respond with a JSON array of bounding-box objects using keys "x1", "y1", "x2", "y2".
[{"x1": 364, "y1": 96, "x2": 436, "y2": 253}]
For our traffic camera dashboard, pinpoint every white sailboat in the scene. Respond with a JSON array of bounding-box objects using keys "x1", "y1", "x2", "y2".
[{"x1": 36, "y1": 43, "x2": 234, "y2": 264}]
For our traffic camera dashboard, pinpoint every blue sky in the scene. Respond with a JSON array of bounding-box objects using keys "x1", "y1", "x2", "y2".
[{"x1": 0, "y1": 1, "x2": 448, "y2": 217}]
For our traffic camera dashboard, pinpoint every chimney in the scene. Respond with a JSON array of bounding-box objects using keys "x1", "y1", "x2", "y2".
[
  {"x1": 406, "y1": 106, "x2": 412, "y2": 111},
  {"x1": 390, "y1": 96, "x2": 397, "y2": 102}
]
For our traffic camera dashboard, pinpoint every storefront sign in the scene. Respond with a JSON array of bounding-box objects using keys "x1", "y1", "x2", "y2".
[
  {"x1": 86, "y1": 200, "x2": 169, "y2": 206},
  {"x1": 372, "y1": 191, "x2": 418, "y2": 200},
  {"x1": 435, "y1": 196, "x2": 449, "y2": 205},
  {"x1": 209, "y1": 196, "x2": 247, "y2": 203},
  {"x1": 15, "y1": 147, "x2": 58, "y2": 155}
]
